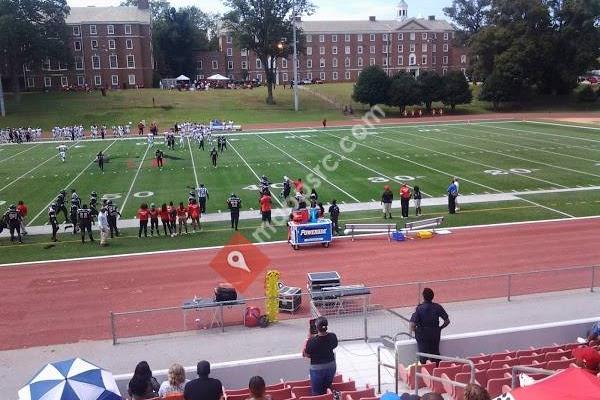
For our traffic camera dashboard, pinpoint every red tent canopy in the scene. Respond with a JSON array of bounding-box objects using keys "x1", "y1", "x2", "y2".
[{"x1": 511, "y1": 367, "x2": 600, "y2": 400}]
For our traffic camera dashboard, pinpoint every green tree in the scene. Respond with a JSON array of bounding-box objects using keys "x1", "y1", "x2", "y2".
[
  {"x1": 417, "y1": 71, "x2": 444, "y2": 112},
  {"x1": 223, "y1": 0, "x2": 315, "y2": 105},
  {"x1": 120, "y1": 0, "x2": 171, "y2": 21},
  {"x1": 442, "y1": 71, "x2": 473, "y2": 110},
  {"x1": 0, "y1": 0, "x2": 71, "y2": 100},
  {"x1": 576, "y1": 85, "x2": 597, "y2": 103},
  {"x1": 386, "y1": 72, "x2": 421, "y2": 113},
  {"x1": 443, "y1": 0, "x2": 491, "y2": 41},
  {"x1": 352, "y1": 66, "x2": 391, "y2": 107}
]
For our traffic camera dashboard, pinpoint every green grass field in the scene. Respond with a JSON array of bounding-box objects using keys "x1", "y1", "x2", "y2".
[{"x1": 1, "y1": 119, "x2": 600, "y2": 263}]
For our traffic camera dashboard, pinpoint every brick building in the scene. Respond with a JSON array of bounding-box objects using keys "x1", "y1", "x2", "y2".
[
  {"x1": 21, "y1": 1, "x2": 153, "y2": 90},
  {"x1": 194, "y1": 1, "x2": 468, "y2": 84}
]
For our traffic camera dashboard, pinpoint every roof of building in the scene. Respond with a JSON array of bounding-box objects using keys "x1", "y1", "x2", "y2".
[
  {"x1": 66, "y1": 6, "x2": 151, "y2": 25},
  {"x1": 298, "y1": 17, "x2": 453, "y2": 34}
]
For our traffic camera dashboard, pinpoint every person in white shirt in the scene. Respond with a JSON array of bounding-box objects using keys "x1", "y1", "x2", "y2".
[
  {"x1": 453, "y1": 177, "x2": 460, "y2": 212},
  {"x1": 158, "y1": 363, "x2": 189, "y2": 397},
  {"x1": 98, "y1": 207, "x2": 110, "y2": 246}
]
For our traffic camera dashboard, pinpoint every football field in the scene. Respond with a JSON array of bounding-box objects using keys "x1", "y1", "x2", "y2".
[{"x1": 1, "y1": 119, "x2": 600, "y2": 236}]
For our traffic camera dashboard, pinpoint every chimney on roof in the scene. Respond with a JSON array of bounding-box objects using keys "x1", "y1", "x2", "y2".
[
  {"x1": 294, "y1": 16, "x2": 302, "y2": 22},
  {"x1": 137, "y1": 0, "x2": 149, "y2": 10},
  {"x1": 428, "y1": 15, "x2": 435, "y2": 20},
  {"x1": 369, "y1": 16, "x2": 376, "y2": 22}
]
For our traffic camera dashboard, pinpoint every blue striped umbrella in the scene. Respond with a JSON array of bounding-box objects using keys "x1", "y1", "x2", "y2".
[{"x1": 18, "y1": 358, "x2": 121, "y2": 400}]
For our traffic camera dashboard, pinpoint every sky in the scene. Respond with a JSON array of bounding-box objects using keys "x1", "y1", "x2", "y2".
[{"x1": 66, "y1": 0, "x2": 455, "y2": 21}]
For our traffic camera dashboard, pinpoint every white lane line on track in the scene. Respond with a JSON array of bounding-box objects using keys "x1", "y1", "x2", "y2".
[
  {"x1": 28, "y1": 140, "x2": 117, "y2": 226},
  {"x1": 120, "y1": 143, "x2": 152, "y2": 216},
  {"x1": 256, "y1": 134, "x2": 361, "y2": 202}
]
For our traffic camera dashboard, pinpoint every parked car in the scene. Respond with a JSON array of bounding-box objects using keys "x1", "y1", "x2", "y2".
[
  {"x1": 312, "y1": 79, "x2": 325, "y2": 84},
  {"x1": 301, "y1": 79, "x2": 313, "y2": 85}
]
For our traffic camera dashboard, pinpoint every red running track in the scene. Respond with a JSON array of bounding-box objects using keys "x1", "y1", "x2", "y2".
[{"x1": 1, "y1": 218, "x2": 599, "y2": 350}]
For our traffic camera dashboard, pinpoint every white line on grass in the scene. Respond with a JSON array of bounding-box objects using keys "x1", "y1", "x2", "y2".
[
  {"x1": 0, "y1": 143, "x2": 42, "y2": 164},
  {"x1": 323, "y1": 132, "x2": 574, "y2": 218},
  {"x1": 119, "y1": 143, "x2": 152, "y2": 216},
  {"x1": 28, "y1": 140, "x2": 117, "y2": 226},
  {"x1": 187, "y1": 137, "x2": 199, "y2": 188},
  {"x1": 481, "y1": 121, "x2": 600, "y2": 145},
  {"x1": 296, "y1": 135, "x2": 433, "y2": 197},
  {"x1": 526, "y1": 120, "x2": 600, "y2": 132},
  {"x1": 228, "y1": 140, "x2": 284, "y2": 207},
  {"x1": 374, "y1": 129, "x2": 568, "y2": 189},
  {"x1": 0, "y1": 141, "x2": 80, "y2": 193},
  {"x1": 256, "y1": 134, "x2": 361, "y2": 202}
]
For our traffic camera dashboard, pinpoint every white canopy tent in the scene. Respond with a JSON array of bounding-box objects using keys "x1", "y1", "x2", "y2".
[
  {"x1": 175, "y1": 75, "x2": 190, "y2": 81},
  {"x1": 206, "y1": 74, "x2": 231, "y2": 81}
]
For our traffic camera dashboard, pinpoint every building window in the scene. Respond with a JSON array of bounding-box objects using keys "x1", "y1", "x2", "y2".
[
  {"x1": 369, "y1": 34, "x2": 376, "y2": 41},
  {"x1": 74, "y1": 41, "x2": 82, "y2": 51},
  {"x1": 370, "y1": 45, "x2": 375, "y2": 54},
  {"x1": 90, "y1": 25, "x2": 97, "y2": 35},
  {"x1": 461, "y1": 67, "x2": 466, "y2": 74},
  {"x1": 332, "y1": 34, "x2": 337, "y2": 42},
  {"x1": 256, "y1": 59, "x2": 262, "y2": 69},
  {"x1": 461, "y1": 54, "x2": 467, "y2": 64},
  {"x1": 125, "y1": 24, "x2": 132, "y2": 34},
  {"x1": 383, "y1": 33, "x2": 388, "y2": 42},
  {"x1": 196, "y1": 74, "x2": 204, "y2": 80},
  {"x1": 306, "y1": 59, "x2": 312, "y2": 68},
  {"x1": 109, "y1": 39, "x2": 116, "y2": 50},
  {"x1": 77, "y1": 75, "x2": 85, "y2": 86},
  {"x1": 369, "y1": 58, "x2": 375, "y2": 66},
  {"x1": 281, "y1": 59, "x2": 287, "y2": 68},
  {"x1": 126, "y1": 39, "x2": 133, "y2": 50},
  {"x1": 227, "y1": 48, "x2": 233, "y2": 56},
  {"x1": 345, "y1": 71, "x2": 351, "y2": 80},
  {"x1": 111, "y1": 75, "x2": 118, "y2": 86},
  {"x1": 320, "y1": 46, "x2": 325, "y2": 55},
  {"x1": 129, "y1": 74, "x2": 136, "y2": 85},
  {"x1": 306, "y1": 72, "x2": 312, "y2": 80},
  {"x1": 344, "y1": 57, "x2": 351, "y2": 67},
  {"x1": 332, "y1": 46, "x2": 338, "y2": 55},
  {"x1": 42, "y1": 58, "x2": 51, "y2": 70},
  {"x1": 444, "y1": 32, "x2": 449, "y2": 40},
  {"x1": 227, "y1": 35, "x2": 233, "y2": 44},
  {"x1": 398, "y1": 55, "x2": 403, "y2": 65},
  {"x1": 357, "y1": 34, "x2": 363, "y2": 42},
  {"x1": 345, "y1": 34, "x2": 351, "y2": 42},
  {"x1": 383, "y1": 45, "x2": 388, "y2": 54},
  {"x1": 320, "y1": 71, "x2": 325, "y2": 80},
  {"x1": 443, "y1": 56, "x2": 448, "y2": 64},
  {"x1": 398, "y1": 44, "x2": 403, "y2": 52},
  {"x1": 319, "y1": 34, "x2": 325, "y2": 42},
  {"x1": 24, "y1": 64, "x2": 31, "y2": 71},
  {"x1": 357, "y1": 46, "x2": 363, "y2": 54},
  {"x1": 409, "y1": 54, "x2": 416, "y2": 65},
  {"x1": 73, "y1": 26, "x2": 80, "y2": 36},
  {"x1": 410, "y1": 43, "x2": 415, "y2": 52},
  {"x1": 196, "y1": 60, "x2": 203, "y2": 70},
  {"x1": 94, "y1": 75, "x2": 101, "y2": 86},
  {"x1": 127, "y1": 55, "x2": 135, "y2": 68},
  {"x1": 410, "y1": 32, "x2": 415, "y2": 41},
  {"x1": 345, "y1": 46, "x2": 350, "y2": 55},
  {"x1": 422, "y1": 33, "x2": 427, "y2": 40},
  {"x1": 44, "y1": 76, "x2": 51, "y2": 87},
  {"x1": 443, "y1": 44, "x2": 449, "y2": 52},
  {"x1": 432, "y1": 44, "x2": 437, "y2": 52},
  {"x1": 332, "y1": 71, "x2": 338, "y2": 80},
  {"x1": 241, "y1": 60, "x2": 248, "y2": 69},
  {"x1": 382, "y1": 58, "x2": 388, "y2": 67},
  {"x1": 282, "y1": 72, "x2": 288, "y2": 81},
  {"x1": 227, "y1": 60, "x2": 234, "y2": 69},
  {"x1": 319, "y1": 58, "x2": 325, "y2": 68},
  {"x1": 332, "y1": 58, "x2": 338, "y2": 67},
  {"x1": 241, "y1": 48, "x2": 248, "y2": 56},
  {"x1": 306, "y1": 47, "x2": 312, "y2": 56},
  {"x1": 442, "y1": 68, "x2": 448, "y2": 75},
  {"x1": 306, "y1": 34, "x2": 312, "y2": 43},
  {"x1": 75, "y1": 57, "x2": 84, "y2": 70},
  {"x1": 107, "y1": 25, "x2": 114, "y2": 35},
  {"x1": 26, "y1": 77, "x2": 35, "y2": 88},
  {"x1": 212, "y1": 60, "x2": 218, "y2": 69},
  {"x1": 432, "y1": 55, "x2": 437, "y2": 64},
  {"x1": 421, "y1": 55, "x2": 427, "y2": 65},
  {"x1": 397, "y1": 33, "x2": 403, "y2": 40},
  {"x1": 357, "y1": 57, "x2": 363, "y2": 67},
  {"x1": 92, "y1": 55, "x2": 100, "y2": 69},
  {"x1": 91, "y1": 40, "x2": 98, "y2": 49},
  {"x1": 421, "y1": 44, "x2": 427, "y2": 53}
]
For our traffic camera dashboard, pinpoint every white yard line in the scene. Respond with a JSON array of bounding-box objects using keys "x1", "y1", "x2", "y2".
[
  {"x1": 28, "y1": 140, "x2": 117, "y2": 226},
  {"x1": 119, "y1": 143, "x2": 152, "y2": 216},
  {"x1": 0, "y1": 141, "x2": 80, "y2": 193},
  {"x1": 516, "y1": 197, "x2": 575, "y2": 218},
  {"x1": 526, "y1": 120, "x2": 600, "y2": 133},
  {"x1": 374, "y1": 130, "x2": 569, "y2": 189},
  {"x1": 0, "y1": 143, "x2": 42, "y2": 164},
  {"x1": 256, "y1": 134, "x2": 361, "y2": 202},
  {"x1": 187, "y1": 137, "x2": 199, "y2": 188},
  {"x1": 228, "y1": 140, "x2": 284, "y2": 208},
  {"x1": 296, "y1": 135, "x2": 433, "y2": 197}
]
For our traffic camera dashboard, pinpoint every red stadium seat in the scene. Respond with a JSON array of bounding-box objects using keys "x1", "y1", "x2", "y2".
[
  {"x1": 427, "y1": 364, "x2": 463, "y2": 393},
  {"x1": 515, "y1": 348, "x2": 537, "y2": 357},
  {"x1": 331, "y1": 381, "x2": 356, "y2": 392},
  {"x1": 225, "y1": 388, "x2": 250, "y2": 396},
  {"x1": 299, "y1": 394, "x2": 334, "y2": 400},
  {"x1": 486, "y1": 376, "x2": 512, "y2": 398},
  {"x1": 398, "y1": 362, "x2": 434, "y2": 389},
  {"x1": 490, "y1": 358, "x2": 518, "y2": 369},
  {"x1": 490, "y1": 352, "x2": 516, "y2": 361},
  {"x1": 226, "y1": 394, "x2": 249, "y2": 400},
  {"x1": 292, "y1": 386, "x2": 314, "y2": 398},
  {"x1": 462, "y1": 361, "x2": 490, "y2": 372},
  {"x1": 486, "y1": 366, "x2": 512, "y2": 381},
  {"x1": 545, "y1": 350, "x2": 570, "y2": 361},
  {"x1": 547, "y1": 358, "x2": 576, "y2": 370},
  {"x1": 333, "y1": 374, "x2": 344, "y2": 383},
  {"x1": 267, "y1": 382, "x2": 285, "y2": 391},
  {"x1": 164, "y1": 395, "x2": 184, "y2": 400},
  {"x1": 342, "y1": 387, "x2": 375, "y2": 400},
  {"x1": 285, "y1": 378, "x2": 311, "y2": 388},
  {"x1": 468, "y1": 354, "x2": 491, "y2": 364},
  {"x1": 562, "y1": 343, "x2": 583, "y2": 350}
]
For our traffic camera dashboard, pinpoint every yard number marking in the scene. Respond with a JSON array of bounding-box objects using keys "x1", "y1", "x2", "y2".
[
  {"x1": 101, "y1": 193, "x2": 122, "y2": 200},
  {"x1": 134, "y1": 191, "x2": 154, "y2": 198},
  {"x1": 243, "y1": 183, "x2": 284, "y2": 191},
  {"x1": 367, "y1": 175, "x2": 421, "y2": 183},
  {"x1": 484, "y1": 168, "x2": 534, "y2": 176}
]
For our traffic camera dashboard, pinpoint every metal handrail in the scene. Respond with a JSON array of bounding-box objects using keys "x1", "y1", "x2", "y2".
[
  {"x1": 413, "y1": 352, "x2": 475, "y2": 396},
  {"x1": 377, "y1": 345, "x2": 399, "y2": 394},
  {"x1": 511, "y1": 365, "x2": 554, "y2": 389}
]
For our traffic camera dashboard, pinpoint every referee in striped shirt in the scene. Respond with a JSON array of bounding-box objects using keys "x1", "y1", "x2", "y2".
[{"x1": 196, "y1": 183, "x2": 209, "y2": 213}]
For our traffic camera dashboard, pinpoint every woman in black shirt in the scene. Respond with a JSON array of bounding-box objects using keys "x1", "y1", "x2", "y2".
[{"x1": 303, "y1": 317, "x2": 338, "y2": 395}]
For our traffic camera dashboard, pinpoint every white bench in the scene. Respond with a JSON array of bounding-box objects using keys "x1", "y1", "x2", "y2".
[
  {"x1": 404, "y1": 216, "x2": 444, "y2": 232},
  {"x1": 344, "y1": 223, "x2": 397, "y2": 241}
]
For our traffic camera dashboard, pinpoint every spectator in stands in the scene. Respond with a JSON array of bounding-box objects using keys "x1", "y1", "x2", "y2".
[
  {"x1": 587, "y1": 320, "x2": 600, "y2": 341},
  {"x1": 303, "y1": 316, "x2": 338, "y2": 395},
  {"x1": 421, "y1": 394, "x2": 443, "y2": 400},
  {"x1": 399, "y1": 393, "x2": 420, "y2": 400},
  {"x1": 247, "y1": 376, "x2": 270, "y2": 400},
  {"x1": 184, "y1": 360, "x2": 223, "y2": 400},
  {"x1": 464, "y1": 384, "x2": 491, "y2": 400},
  {"x1": 128, "y1": 361, "x2": 160, "y2": 399},
  {"x1": 159, "y1": 363, "x2": 189, "y2": 397},
  {"x1": 572, "y1": 346, "x2": 600, "y2": 373},
  {"x1": 409, "y1": 288, "x2": 450, "y2": 364}
]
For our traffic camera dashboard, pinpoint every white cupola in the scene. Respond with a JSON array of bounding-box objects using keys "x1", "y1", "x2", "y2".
[{"x1": 397, "y1": 0, "x2": 408, "y2": 20}]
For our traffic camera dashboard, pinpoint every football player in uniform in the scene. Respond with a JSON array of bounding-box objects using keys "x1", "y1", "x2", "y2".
[
  {"x1": 4, "y1": 204, "x2": 23, "y2": 243},
  {"x1": 89, "y1": 192, "x2": 99, "y2": 222},
  {"x1": 58, "y1": 144, "x2": 67, "y2": 162},
  {"x1": 77, "y1": 204, "x2": 94, "y2": 243},
  {"x1": 106, "y1": 200, "x2": 121, "y2": 238},
  {"x1": 210, "y1": 147, "x2": 218, "y2": 168},
  {"x1": 48, "y1": 203, "x2": 59, "y2": 242},
  {"x1": 56, "y1": 190, "x2": 69, "y2": 223},
  {"x1": 227, "y1": 193, "x2": 242, "y2": 230}
]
